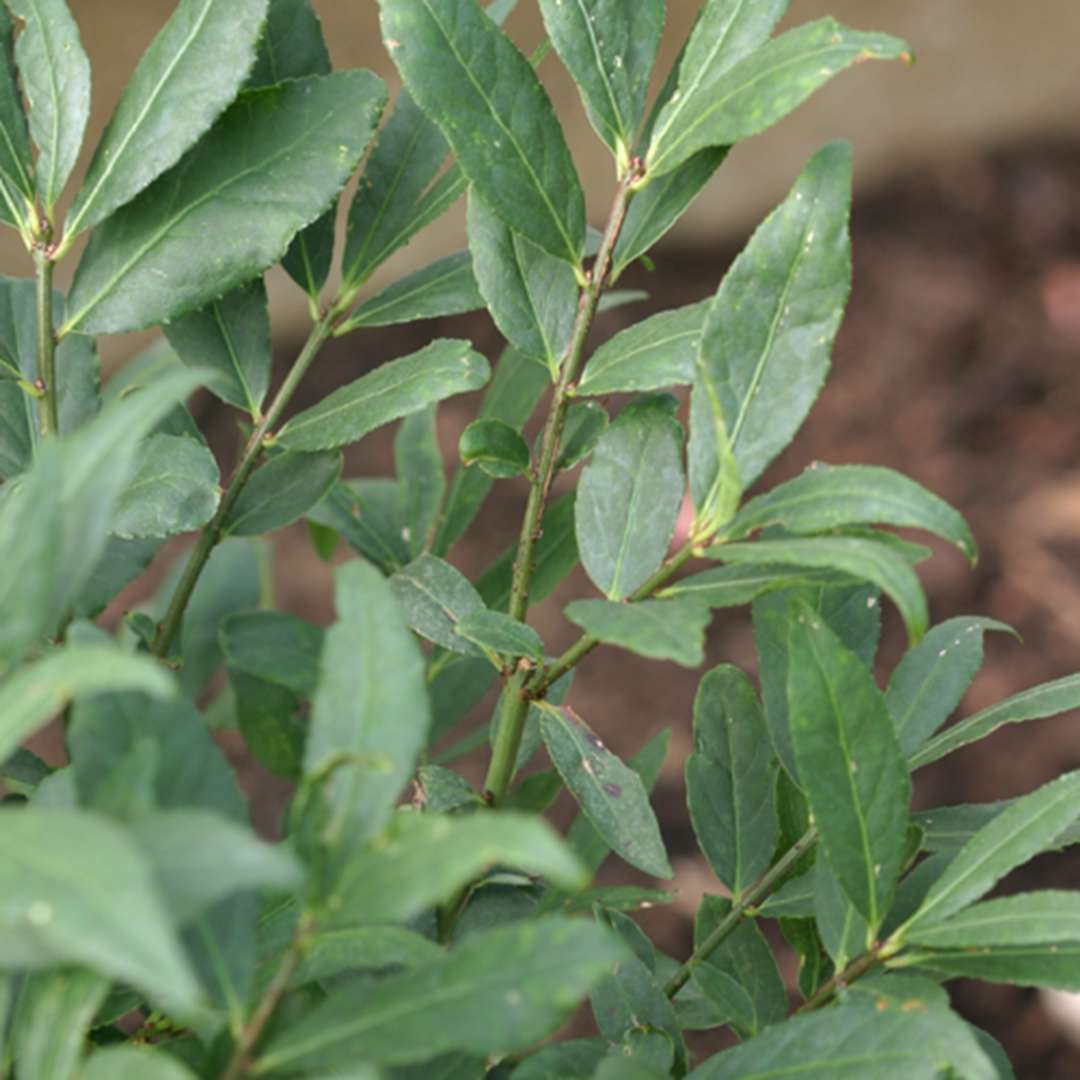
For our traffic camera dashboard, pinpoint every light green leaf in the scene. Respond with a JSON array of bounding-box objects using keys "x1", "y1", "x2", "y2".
[
  {"x1": 683, "y1": 997, "x2": 994, "y2": 1080},
  {"x1": 787, "y1": 601, "x2": 911, "y2": 928},
  {"x1": 256, "y1": 917, "x2": 624, "y2": 1072},
  {"x1": 697, "y1": 142, "x2": 852, "y2": 489},
  {"x1": 0, "y1": 807, "x2": 201, "y2": 1017},
  {"x1": 731, "y1": 464, "x2": 977, "y2": 562},
  {"x1": 391, "y1": 553, "x2": 486, "y2": 654},
  {"x1": 66, "y1": 0, "x2": 269, "y2": 239},
  {"x1": 911, "y1": 673, "x2": 1080, "y2": 770},
  {"x1": 716, "y1": 535, "x2": 927, "y2": 643},
  {"x1": 901, "y1": 943, "x2": 1080, "y2": 993},
  {"x1": 80, "y1": 1047, "x2": 199, "y2": 1080},
  {"x1": 647, "y1": 18, "x2": 909, "y2": 179},
  {"x1": 902, "y1": 771, "x2": 1080, "y2": 933},
  {"x1": 163, "y1": 278, "x2": 271, "y2": 417},
  {"x1": 467, "y1": 191, "x2": 577, "y2": 369},
  {"x1": 9, "y1": 0, "x2": 90, "y2": 211},
  {"x1": 687, "y1": 665, "x2": 777, "y2": 898},
  {"x1": 578, "y1": 300, "x2": 708, "y2": 396},
  {"x1": 887, "y1": 617, "x2": 1013, "y2": 757},
  {"x1": 110, "y1": 433, "x2": 220, "y2": 539},
  {"x1": 538, "y1": 0, "x2": 662, "y2": 156},
  {"x1": 576, "y1": 395, "x2": 684, "y2": 600},
  {"x1": 689, "y1": 349, "x2": 743, "y2": 533},
  {"x1": 64, "y1": 71, "x2": 387, "y2": 335},
  {"x1": 223, "y1": 450, "x2": 341, "y2": 536},
  {"x1": 379, "y1": 0, "x2": 585, "y2": 265},
  {"x1": 904, "y1": 890, "x2": 1080, "y2": 950},
  {"x1": 396, "y1": 405, "x2": 445, "y2": 557},
  {"x1": 245, "y1": 0, "x2": 330, "y2": 89},
  {"x1": 564, "y1": 598, "x2": 710, "y2": 668},
  {"x1": 279, "y1": 339, "x2": 489, "y2": 452},
  {"x1": 660, "y1": 563, "x2": 849, "y2": 607},
  {"x1": 0, "y1": 644, "x2": 174, "y2": 766},
  {"x1": 540, "y1": 705, "x2": 671, "y2": 878},
  {"x1": 0, "y1": 7, "x2": 32, "y2": 223},
  {"x1": 342, "y1": 252, "x2": 483, "y2": 331},
  {"x1": 455, "y1": 610, "x2": 544, "y2": 663},
  {"x1": 305, "y1": 561, "x2": 430, "y2": 850},
  {"x1": 459, "y1": 418, "x2": 531, "y2": 479},
  {"x1": 327, "y1": 810, "x2": 586, "y2": 927}
]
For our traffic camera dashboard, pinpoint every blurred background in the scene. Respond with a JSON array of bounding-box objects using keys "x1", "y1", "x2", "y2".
[{"x1": 16, "y1": 2, "x2": 1080, "y2": 1075}]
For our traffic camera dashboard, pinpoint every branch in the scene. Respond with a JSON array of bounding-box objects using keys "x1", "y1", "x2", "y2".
[{"x1": 32, "y1": 245, "x2": 58, "y2": 437}]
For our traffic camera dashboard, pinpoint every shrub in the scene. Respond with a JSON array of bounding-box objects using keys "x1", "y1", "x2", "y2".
[{"x1": 1, "y1": 1, "x2": 1077, "y2": 1077}]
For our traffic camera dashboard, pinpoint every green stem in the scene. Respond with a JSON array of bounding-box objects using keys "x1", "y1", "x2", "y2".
[
  {"x1": 795, "y1": 946, "x2": 883, "y2": 1014},
  {"x1": 32, "y1": 246, "x2": 58, "y2": 438},
  {"x1": 150, "y1": 313, "x2": 335, "y2": 658},
  {"x1": 482, "y1": 164, "x2": 642, "y2": 806},
  {"x1": 664, "y1": 827, "x2": 818, "y2": 998}
]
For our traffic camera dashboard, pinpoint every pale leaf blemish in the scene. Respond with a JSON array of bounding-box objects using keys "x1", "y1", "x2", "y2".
[{"x1": 27, "y1": 901, "x2": 52, "y2": 926}]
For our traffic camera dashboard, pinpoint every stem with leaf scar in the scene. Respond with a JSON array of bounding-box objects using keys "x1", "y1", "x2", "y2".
[{"x1": 33, "y1": 244, "x2": 59, "y2": 438}]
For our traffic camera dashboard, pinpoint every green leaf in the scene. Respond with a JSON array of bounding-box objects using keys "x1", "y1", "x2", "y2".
[
  {"x1": 289, "y1": 925, "x2": 440, "y2": 987},
  {"x1": 305, "y1": 561, "x2": 430, "y2": 850},
  {"x1": 11, "y1": 968, "x2": 108, "y2": 1080},
  {"x1": 66, "y1": 0, "x2": 269, "y2": 239},
  {"x1": 379, "y1": 0, "x2": 585, "y2": 265},
  {"x1": 229, "y1": 672, "x2": 305, "y2": 780},
  {"x1": 80, "y1": 1047, "x2": 198, "y2": 1080},
  {"x1": 901, "y1": 771, "x2": 1080, "y2": 934},
  {"x1": 903, "y1": 890, "x2": 1080, "y2": 950},
  {"x1": 64, "y1": 71, "x2": 387, "y2": 335},
  {"x1": 886, "y1": 617, "x2": 1013, "y2": 757},
  {"x1": 578, "y1": 300, "x2": 709, "y2": 396},
  {"x1": 0, "y1": 8, "x2": 32, "y2": 223},
  {"x1": 0, "y1": 644, "x2": 174, "y2": 766},
  {"x1": 9, "y1": 0, "x2": 90, "y2": 211},
  {"x1": 395, "y1": 405, "x2": 445, "y2": 558},
  {"x1": 327, "y1": 810, "x2": 586, "y2": 927},
  {"x1": 564, "y1": 598, "x2": 710, "y2": 668},
  {"x1": 455, "y1": 610, "x2": 544, "y2": 663},
  {"x1": 661, "y1": 563, "x2": 850, "y2": 607},
  {"x1": 689, "y1": 349, "x2": 743, "y2": 533},
  {"x1": 813, "y1": 852, "x2": 869, "y2": 969},
  {"x1": 163, "y1": 277, "x2": 271, "y2": 417},
  {"x1": 554, "y1": 400, "x2": 607, "y2": 471},
  {"x1": 731, "y1": 464, "x2": 977, "y2": 563},
  {"x1": 460, "y1": 418, "x2": 531, "y2": 479},
  {"x1": 281, "y1": 206, "x2": 336, "y2": 300},
  {"x1": 576, "y1": 395, "x2": 684, "y2": 600},
  {"x1": 716, "y1": 535, "x2": 927, "y2": 643},
  {"x1": 646, "y1": 19, "x2": 909, "y2": 179},
  {"x1": 540, "y1": 705, "x2": 671, "y2": 878},
  {"x1": 110, "y1": 433, "x2": 220, "y2": 539},
  {"x1": 279, "y1": 339, "x2": 489, "y2": 452},
  {"x1": 467, "y1": 191, "x2": 577, "y2": 369},
  {"x1": 538, "y1": 0, "x2": 662, "y2": 156},
  {"x1": 391, "y1": 553, "x2": 486, "y2": 654},
  {"x1": 130, "y1": 808, "x2": 301, "y2": 924},
  {"x1": 256, "y1": 917, "x2": 624, "y2": 1072},
  {"x1": 695, "y1": 142, "x2": 852, "y2": 488},
  {"x1": 901, "y1": 943, "x2": 1080, "y2": 993},
  {"x1": 307, "y1": 478, "x2": 412, "y2": 573},
  {"x1": 246, "y1": 0, "x2": 329, "y2": 87},
  {"x1": 683, "y1": 997, "x2": 994, "y2": 1080},
  {"x1": 687, "y1": 665, "x2": 777, "y2": 898},
  {"x1": 910, "y1": 672, "x2": 1080, "y2": 770},
  {"x1": 512, "y1": 1040, "x2": 606, "y2": 1080},
  {"x1": 0, "y1": 807, "x2": 201, "y2": 1017},
  {"x1": 343, "y1": 252, "x2": 484, "y2": 332},
  {"x1": 223, "y1": 450, "x2": 341, "y2": 537}
]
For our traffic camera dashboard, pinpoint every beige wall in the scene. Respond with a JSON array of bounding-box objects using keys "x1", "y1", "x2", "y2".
[{"x1": 7, "y1": 1, "x2": 1079, "y2": 357}]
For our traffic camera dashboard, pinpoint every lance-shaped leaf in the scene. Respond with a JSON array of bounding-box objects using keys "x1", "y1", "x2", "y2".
[
  {"x1": 391, "y1": 553, "x2": 486, "y2": 654},
  {"x1": 256, "y1": 917, "x2": 624, "y2": 1073},
  {"x1": 814, "y1": 852, "x2": 870, "y2": 969},
  {"x1": 538, "y1": 0, "x2": 663, "y2": 157},
  {"x1": 304, "y1": 561, "x2": 430, "y2": 850},
  {"x1": 787, "y1": 601, "x2": 911, "y2": 929},
  {"x1": 80, "y1": 1048, "x2": 198, "y2": 1080},
  {"x1": 468, "y1": 192, "x2": 577, "y2": 369},
  {"x1": 163, "y1": 278, "x2": 271, "y2": 417},
  {"x1": 288, "y1": 925, "x2": 440, "y2": 987},
  {"x1": 901, "y1": 771, "x2": 1080, "y2": 934},
  {"x1": 553, "y1": 400, "x2": 607, "y2": 471},
  {"x1": 221, "y1": 610, "x2": 323, "y2": 696},
  {"x1": 576, "y1": 395, "x2": 684, "y2": 600},
  {"x1": 0, "y1": 8, "x2": 32, "y2": 223},
  {"x1": 910, "y1": 672, "x2": 1080, "y2": 770},
  {"x1": 9, "y1": 0, "x2": 90, "y2": 211},
  {"x1": 902, "y1": 943, "x2": 1080, "y2": 993},
  {"x1": 731, "y1": 464, "x2": 977, "y2": 563},
  {"x1": 279, "y1": 339, "x2": 489, "y2": 452},
  {"x1": 66, "y1": 0, "x2": 269, "y2": 239},
  {"x1": 379, "y1": 0, "x2": 585, "y2": 265},
  {"x1": 110, "y1": 433, "x2": 220, "y2": 539},
  {"x1": 396, "y1": 405, "x2": 445, "y2": 557},
  {"x1": 307, "y1": 478, "x2": 412, "y2": 574},
  {"x1": 540, "y1": 706, "x2": 671, "y2": 878},
  {"x1": 689, "y1": 354, "x2": 743, "y2": 533},
  {"x1": 578, "y1": 300, "x2": 709, "y2": 397},
  {"x1": 563, "y1": 598, "x2": 711, "y2": 668},
  {"x1": 716, "y1": 535, "x2": 927, "y2": 643},
  {"x1": 246, "y1": 0, "x2": 330, "y2": 88},
  {"x1": 661, "y1": 563, "x2": 851, "y2": 608},
  {"x1": 327, "y1": 810, "x2": 586, "y2": 927},
  {"x1": 460, "y1": 418, "x2": 531, "y2": 479},
  {"x1": 686, "y1": 665, "x2": 777, "y2": 898},
  {"x1": 903, "y1": 891, "x2": 1080, "y2": 950},
  {"x1": 223, "y1": 450, "x2": 341, "y2": 536},
  {"x1": 341, "y1": 252, "x2": 483, "y2": 331},
  {"x1": 647, "y1": 18, "x2": 909, "y2": 179},
  {"x1": 886, "y1": 617, "x2": 1013, "y2": 757},
  {"x1": 0, "y1": 807, "x2": 201, "y2": 1016},
  {"x1": 455, "y1": 610, "x2": 544, "y2": 663},
  {"x1": 64, "y1": 71, "x2": 387, "y2": 335}
]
